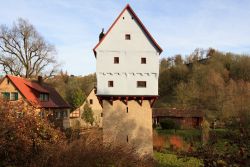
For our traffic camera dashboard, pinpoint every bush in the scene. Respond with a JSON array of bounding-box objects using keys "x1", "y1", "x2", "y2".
[
  {"x1": 0, "y1": 99, "x2": 65, "y2": 167},
  {"x1": 52, "y1": 132, "x2": 155, "y2": 167},
  {"x1": 160, "y1": 119, "x2": 180, "y2": 130}
]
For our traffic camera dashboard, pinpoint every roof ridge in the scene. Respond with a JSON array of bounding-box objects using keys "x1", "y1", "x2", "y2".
[{"x1": 93, "y1": 4, "x2": 163, "y2": 56}]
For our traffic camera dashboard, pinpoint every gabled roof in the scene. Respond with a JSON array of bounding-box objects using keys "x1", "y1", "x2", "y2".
[
  {"x1": 2, "y1": 75, "x2": 70, "y2": 109},
  {"x1": 152, "y1": 108, "x2": 204, "y2": 118},
  {"x1": 93, "y1": 4, "x2": 163, "y2": 56}
]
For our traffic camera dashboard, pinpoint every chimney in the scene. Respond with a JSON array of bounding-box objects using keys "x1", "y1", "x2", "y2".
[
  {"x1": 99, "y1": 28, "x2": 105, "y2": 41},
  {"x1": 38, "y1": 76, "x2": 43, "y2": 83}
]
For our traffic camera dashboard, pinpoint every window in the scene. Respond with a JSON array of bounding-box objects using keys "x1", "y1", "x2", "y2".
[
  {"x1": 108, "y1": 81, "x2": 114, "y2": 87},
  {"x1": 39, "y1": 93, "x2": 49, "y2": 101},
  {"x1": 2, "y1": 92, "x2": 10, "y2": 100},
  {"x1": 141, "y1": 57, "x2": 146, "y2": 64},
  {"x1": 10, "y1": 92, "x2": 18, "y2": 101},
  {"x1": 126, "y1": 107, "x2": 128, "y2": 113},
  {"x1": 101, "y1": 113, "x2": 103, "y2": 117},
  {"x1": 137, "y1": 81, "x2": 146, "y2": 88},
  {"x1": 90, "y1": 99, "x2": 93, "y2": 104},
  {"x1": 114, "y1": 57, "x2": 119, "y2": 64},
  {"x1": 60, "y1": 111, "x2": 64, "y2": 118},
  {"x1": 7, "y1": 79, "x2": 10, "y2": 85},
  {"x1": 64, "y1": 111, "x2": 68, "y2": 118},
  {"x1": 125, "y1": 34, "x2": 131, "y2": 40}
]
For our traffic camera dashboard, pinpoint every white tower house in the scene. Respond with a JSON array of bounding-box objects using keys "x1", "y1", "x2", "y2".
[{"x1": 93, "y1": 4, "x2": 162, "y2": 156}]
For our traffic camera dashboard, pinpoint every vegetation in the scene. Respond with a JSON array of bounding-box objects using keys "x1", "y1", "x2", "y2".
[
  {"x1": 159, "y1": 119, "x2": 180, "y2": 130},
  {"x1": 0, "y1": 98, "x2": 65, "y2": 167},
  {"x1": 82, "y1": 102, "x2": 94, "y2": 125},
  {"x1": 155, "y1": 152, "x2": 203, "y2": 167},
  {"x1": 0, "y1": 99, "x2": 153, "y2": 167},
  {"x1": 46, "y1": 72, "x2": 96, "y2": 109},
  {"x1": 0, "y1": 18, "x2": 59, "y2": 78},
  {"x1": 157, "y1": 48, "x2": 250, "y2": 121}
]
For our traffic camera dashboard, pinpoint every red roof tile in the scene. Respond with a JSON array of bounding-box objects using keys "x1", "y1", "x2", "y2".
[
  {"x1": 93, "y1": 4, "x2": 163, "y2": 56},
  {"x1": 5, "y1": 75, "x2": 70, "y2": 109}
]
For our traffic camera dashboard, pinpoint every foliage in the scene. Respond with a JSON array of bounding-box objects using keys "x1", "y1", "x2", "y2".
[
  {"x1": 160, "y1": 118, "x2": 180, "y2": 130},
  {"x1": 46, "y1": 72, "x2": 96, "y2": 108},
  {"x1": 183, "y1": 117, "x2": 250, "y2": 167},
  {"x1": 0, "y1": 18, "x2": 59, "y2": 78},
  {"x1": 0, "y1": 99, "x2": 155, "y2": 167},
  {"x1": 156, "y1": 129, "x2": 201, "y2": 143},
  {"x1": 0, "y1": 98, "x2": 66, "y2": 167},
  {"x1": 82, "y1": 102, "x2": 94, "y2": 125},
  {"x1": 52, "y1": 131, "x2": 155, "y2": 167},
  {"x1": 154, "y1": 152, "x2": 203, "y2": 167},
  {"x1": 156, "y1": 48, "x2": 250, "y2": 122},
  {"x1": 66, "y1": 81, "x2": 86, "y2": 109}
]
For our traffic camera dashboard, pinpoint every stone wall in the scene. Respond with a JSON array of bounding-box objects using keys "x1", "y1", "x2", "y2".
[{"x1": 102, "y1": 99, "x2": 153, "y2": 156}]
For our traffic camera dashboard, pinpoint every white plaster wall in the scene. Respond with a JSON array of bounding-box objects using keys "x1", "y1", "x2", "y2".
[
  {"x1": 96, "y1": 9, "x2": 160, "y2": 96},
  {"x1": 97, "y1": 73, "x2": 158, "y2": 95}
]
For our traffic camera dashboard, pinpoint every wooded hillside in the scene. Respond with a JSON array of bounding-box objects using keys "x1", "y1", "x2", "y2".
[{"x1": 156, "y1": 48, "x2": 250, "y2": 121}]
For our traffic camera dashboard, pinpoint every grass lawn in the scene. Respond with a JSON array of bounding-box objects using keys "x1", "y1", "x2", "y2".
[{"x1": 154, "y1": 152, "x2": 203, "y2": 167}]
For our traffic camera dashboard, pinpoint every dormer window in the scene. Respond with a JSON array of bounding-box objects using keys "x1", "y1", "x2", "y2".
[
  {"x1": 125, "y1": 34, "x2": 131, "y2": 40},
  {"x1": 114, "y1": 57, "x2": 119, "y2": 64},
  {"x1": 39, "y1": 93, "x2": 49, "y2": 101}
]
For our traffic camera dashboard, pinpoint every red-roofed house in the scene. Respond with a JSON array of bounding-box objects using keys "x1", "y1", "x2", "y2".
[{"x1": 0, "y1": 75, "x2": 71, "y2": 129}]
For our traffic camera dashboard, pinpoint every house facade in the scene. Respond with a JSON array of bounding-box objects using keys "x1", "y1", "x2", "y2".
[
  {"x1": 93, "y1": 4, "x2": 162, "y2": 156},
  {"x1": 70, "y1": 88, "x2": 103, "y2": 128},
  {"x1": 0, "y1": 75, "x2": 70, "y2": 129}
]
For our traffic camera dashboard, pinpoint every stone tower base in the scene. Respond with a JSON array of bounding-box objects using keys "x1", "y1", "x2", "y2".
[{"x1": 102, "y1": 99, "x2": 153, "y2": 156}]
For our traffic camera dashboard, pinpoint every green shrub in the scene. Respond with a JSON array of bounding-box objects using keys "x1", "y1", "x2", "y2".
[{"x1": 160, "y1": 119, "x2": 180, "y2": 130}]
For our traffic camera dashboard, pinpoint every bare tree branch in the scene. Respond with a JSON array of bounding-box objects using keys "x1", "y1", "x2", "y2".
[{"x1": 0, "y1": 18, "x2": 59, "y2": 78}]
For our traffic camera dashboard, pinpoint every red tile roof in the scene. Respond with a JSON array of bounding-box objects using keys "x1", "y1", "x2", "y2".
[
  {"x1": 93, "y1": 4, "x2": 163, "y2": 56},
  {"x1": 4, "y1": 75, "x2": 70, "y2": 109}
]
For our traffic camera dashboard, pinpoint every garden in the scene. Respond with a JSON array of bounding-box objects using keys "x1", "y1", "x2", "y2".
[{"x1": 153, "y1": 118, "x2": 250, "y2": 167}]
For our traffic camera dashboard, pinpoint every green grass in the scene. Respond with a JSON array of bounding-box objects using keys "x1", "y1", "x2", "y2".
[{"x1": 154, "y1": 152, "x2": 203, "y2": 167}]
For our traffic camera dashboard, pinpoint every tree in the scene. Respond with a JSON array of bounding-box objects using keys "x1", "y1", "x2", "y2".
[
  {"x1": 0, "y1": 18, "x2": 59, "y2": 78},
  {"x1": 0, "y1": 98, "x2": 65, "y2": 167},
  {"x1": 82, "y1": 102, "x2": 94, "y2": 125},
  {"x1": 66, "y1": 85, "x2": 86, "y2": 110}
]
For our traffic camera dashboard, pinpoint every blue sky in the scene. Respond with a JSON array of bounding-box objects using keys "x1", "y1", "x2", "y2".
[{"x1": 1, "y1": 0, "x2": 250, "y2": 76}]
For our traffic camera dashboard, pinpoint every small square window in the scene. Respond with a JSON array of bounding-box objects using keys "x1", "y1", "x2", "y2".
[
  {"x1": 137, "y1": 81, "x2": 146, "y2": 88},
  {"x1": 10, "y1": 92, "x2": 18, "y2": 101},
  {"x1": 141, "y1": 57, "x2": 146, "y2": 64},
  {"x1": 108, "y1": 81, "x2": 114, "y2": 87},
  {"x1": 114, "y1": 57, "x2": 119, "y2": 64},
  {"x1": 2, "y1": 92, "x2": 10, "y2": 100},
  {"x1": 125, "y1": 34, "x2": 131, "y2": 40},
  {"x1": 90, "y1": 99, "x2": 93, "y2": 104}
]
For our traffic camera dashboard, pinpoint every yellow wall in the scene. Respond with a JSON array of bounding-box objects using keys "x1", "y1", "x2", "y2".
[
  {"x1": 0, "y1": 77, "x2": 23, "y2": 100},
  {"x1": 70, "y1": 89, "x2": 103, "y2": 128}
]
